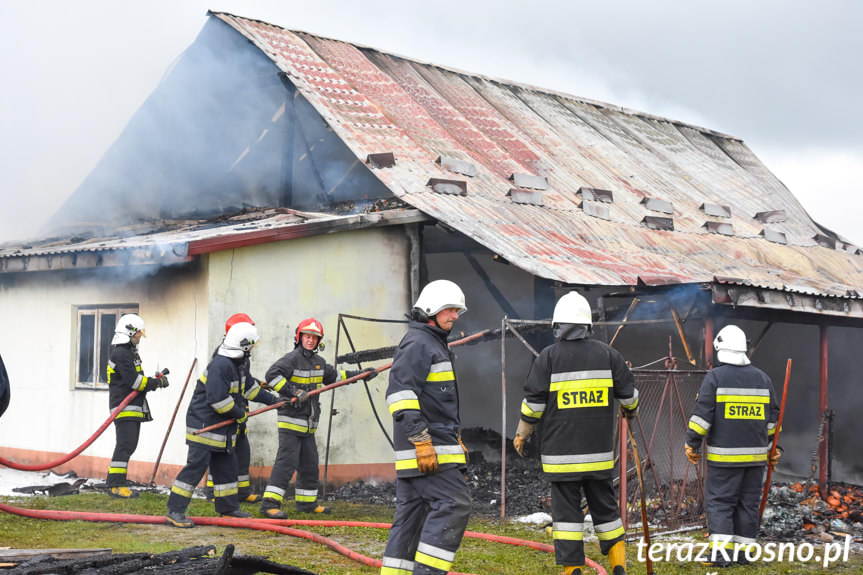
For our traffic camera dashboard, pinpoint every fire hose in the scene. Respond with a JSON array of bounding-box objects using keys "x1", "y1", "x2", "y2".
[
  {"x1": 0, "y1": 503, "x2": 608, "y2": 574},
  {"x1": 193, "y1": 328, "x2": 496, "y2": 436},
  {"x1": 0, "y1": 389, "x2": 141, "y2": 471}
]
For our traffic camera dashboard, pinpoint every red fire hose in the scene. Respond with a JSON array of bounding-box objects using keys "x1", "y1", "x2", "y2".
[
  {"x1": 0, "y1": 390, "x2": 139, "y2": 471},
  {"x1": 0, "y1": 503, "x2": 607, "y2": 574}
]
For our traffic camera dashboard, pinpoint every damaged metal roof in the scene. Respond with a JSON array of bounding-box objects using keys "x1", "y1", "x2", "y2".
[
  {"x1": 0, "y1": 208, "x2": 426, "y2": 273},
  {"x1": 211, "y1": 11, "x2": 863, "y2": 306}
]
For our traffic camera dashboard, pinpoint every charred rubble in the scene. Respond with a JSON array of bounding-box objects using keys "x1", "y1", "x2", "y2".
[
  {"x1": 2, "y1": 544, "x2": 316, "y2": 575},
  {"x1": 761, "y1": 481, "x2": 863, "y2": 550}
]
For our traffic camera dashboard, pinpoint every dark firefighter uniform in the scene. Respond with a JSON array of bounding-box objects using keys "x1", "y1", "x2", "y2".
[
  {"x1": 686, "y1": 364, "x2": 779, "y2": 552},
  {"x1": 206, "y1": 354, "x2": 278, "y2": 502},
  {"x1": 106, "y1": 342, "x2": 163, "y2": 487},
  {"x1": 520, "y1": 338, "x2": 638, "y2": 568},
  {"x1": 259, "y1": 347, "x2": 339, "y2": 513},
  {"x1": 380, "y1": 320, "x2": 470, "y2": 575},
  {"x1": 167, "y1": 354, "x2": 253, "y2": 516}
]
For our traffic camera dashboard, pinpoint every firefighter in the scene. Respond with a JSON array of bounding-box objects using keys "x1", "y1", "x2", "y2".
[
  {"x1": 205, "y1": 313, "x2": 278, "y2": 504},
  {"x1": 685, "y1": 324, "x2": 781, "y2": 566},
  {"x1": 165, "y1": 321, "x2": 261, "y2": 527},
  {"x1": 514, "y1": 292, "x2": 638, "y2": 575},
  {"x1": 105, "y1": 313, "x2": 169, "y2": 498},
  {"x1": 259, "y1": 317, "x2": 376, "y2": 518},
  {"x1": 379, "y1": 279, "x2": 471, "y2": 575}
]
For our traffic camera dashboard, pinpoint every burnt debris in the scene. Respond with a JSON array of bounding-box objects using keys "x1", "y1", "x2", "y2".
[{"x1": 2, "y1": 544, "x2": 317, "y2": 575}]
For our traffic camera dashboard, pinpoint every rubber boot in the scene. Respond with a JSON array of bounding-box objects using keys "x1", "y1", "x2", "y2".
[
  {"x1": 608, "y1": 541, "x2": 626, "y2": 575},
  {"x1": 562, "y1": 566, "x2": 584, "y2": 575}
]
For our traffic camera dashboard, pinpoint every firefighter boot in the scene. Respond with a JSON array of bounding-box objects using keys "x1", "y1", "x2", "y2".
[
  {"x1": 608, "y1": 541, "x2": 626, "y2": 575},
  {"x1": 220, "y1": 509, "x2": 253, "y2": 518},
  {"x1": 109, "y1": 486, "x2": 138, "y2": 499},
  {"x1": 562, "y1": 566, "x2": 583, "y2": 575},
  {"x1": 165, "y1": 510, "x2": 194, "y2": 528},
  {"x1": 241, "y1": 493, "x2": 262, "y2": 503},
  {"x1": 260, "y1": 504, "x2": 288, "y2": 519}
]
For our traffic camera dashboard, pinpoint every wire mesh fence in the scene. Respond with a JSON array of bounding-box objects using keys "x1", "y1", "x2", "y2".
[{"x1": 622, "y1": 365, "x2": 708, "y2": 533}]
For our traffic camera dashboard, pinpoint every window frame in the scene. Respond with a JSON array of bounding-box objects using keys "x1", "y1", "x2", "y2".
[{"x1": 74, "y1": 304, "x2": 139, "y2": 390}]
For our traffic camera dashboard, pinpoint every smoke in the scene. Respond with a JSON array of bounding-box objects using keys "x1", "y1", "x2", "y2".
[{"x1": 42, "y1": 16, "x2": 390, "y2": 240}]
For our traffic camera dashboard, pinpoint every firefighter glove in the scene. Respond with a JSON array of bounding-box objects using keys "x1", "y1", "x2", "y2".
[
  {"x1": 514, "y1": 419, "x2": 536, "y2": 457},
  {"x1": 621, "y1": 406, "x2": 637, "y2": 420},
  {"x1": 458, "y1": 434, "x2": 469, "y2": 463},
  {"x1": 685, "y1": 444, "x2": 700, "y2": 465},
  {"x1": 237, "y1": 412, "x2": 248, "y2": 425},
  {"x1": 156, "y1": 375, "x2": 170, "y2": 389},
  {"x1": 414, "y1": 438, "x2": 438, "y2": 474},
  {"x1": 361, "y1": 368, "x2": 377, "y2": 382},
  {"x1": 769, "y1": 447, "x2": 782, "y2": 469},
  {"x1": 293, "y1": 388, "x2": 309, "y2": 403}
]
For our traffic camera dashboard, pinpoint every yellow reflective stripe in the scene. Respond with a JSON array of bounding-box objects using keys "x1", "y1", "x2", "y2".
[
  {"x1": 295, "y1": 493, "x2": 316, "y2": 502},
  {"x1": 263, "y1": 492, "x2": 284, "y2": 503},
  {"x1": 395, "y1": 453, "x2": 466, "y2": 470},
  {"x1": 596, "y1": 526, "x2": 625, "y2": 540},
  {"x1": 116, "y1": 411, "x2": 145, "y2": 419},
  {"x1": 426, "y1": 371, "x2": 454, "y2": 382},
  {"x1": 271, "y1": 378, "x2": 287, "y2": 393},
  {"x1": 278, "y1": 421, "x2": 315, "y2": 433},
  {"x1": 108, "y1": 467, "x2": 127, "y2": 475},
  {"x1": 415, "y1": 551, "x2": 451, "y2": 572},
  {"x1": 381, "y1": 567, "x2": 411, "y2": 575},
  {"x1": 550, "y1": 378, "x2": 613, "y2": 392},
  {"x1": 521, "y1": 401, "x2": 544, "y2": 418},
  {"x1": 553, "y1": 530, "x2": 584, "y2": 541},
  {"x1": 200, "y1": 373, "x2": 208, "y2": 383},
  {"x1": 717, "y1": 394, "x2": 769, "y2": 403},
  {"x1": 388, "y1": 399, "x2": 420, "y2": 414},
  {"x1": 291, "y1": 375, "x2": 324, "y2": 384},
  {"x1": 706, "y1": 452, "x2": 768, "y2": 463},
  {"x1": 186, "y1": 431, "x2": 226, "y2": 448},
  {"x1": 171, "y1": 484, "x2": 194, "y2": 498},
  {"x1": 689, "y1": 420, "x2": 708, "y2": 435},
  {"x1": 542, "y1": 460, "x2": 615, "y2": 473}
]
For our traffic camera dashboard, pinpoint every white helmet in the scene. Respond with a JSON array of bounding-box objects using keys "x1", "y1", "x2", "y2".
[
  {"x1": 552, "y1": 292, "x2": 592, "y2": 326},
  {"x1": 714, "y1": 325, "x2": 750, "y2": 366},
  {"x1": 112, "y1": 313, "x2": 145, "y2": 345},
  {"x1": 413, "y1": 279, "x2": 467, "y2": 320},
  {"x1": 219, "y1": 322, "x2": 259, "y2": 359}
]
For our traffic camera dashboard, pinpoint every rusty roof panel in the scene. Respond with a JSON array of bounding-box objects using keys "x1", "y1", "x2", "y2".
[{"x1": 207, "y1": 13, "x2": 863, "y2": 303}]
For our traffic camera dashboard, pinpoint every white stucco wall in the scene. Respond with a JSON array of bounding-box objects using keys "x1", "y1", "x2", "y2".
[
  {"x1": 206, "y1": 226, "x2": 409, "y2": 470},
  {"x1": 0, "y1": 261, "x2": 209, "y2": 469},
  {"x1": 0, "y1": 225, "x2": 409, "y2": 481}
]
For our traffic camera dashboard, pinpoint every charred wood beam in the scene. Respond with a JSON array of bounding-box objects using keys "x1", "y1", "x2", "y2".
[{"x1": 465, "y1": 253, "x2": 519, "y2": 318}]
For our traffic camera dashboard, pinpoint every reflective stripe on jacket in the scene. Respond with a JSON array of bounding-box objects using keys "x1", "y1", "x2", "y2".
[
  {"x1": 107, "y1": 344, "x2": 153, "y2": 422},
  {"x1": 685, "y1": 364, "x2": 779, "y2": 467},
  {"x1": 184, "y1": 355, "x2": 247, "y2": 451},
  {"x1": 265, "y1": 347, "x2": 338, "y2": 437},
  {"x1": 386, "y1": 321, "x2": 466, "y2": 479}
]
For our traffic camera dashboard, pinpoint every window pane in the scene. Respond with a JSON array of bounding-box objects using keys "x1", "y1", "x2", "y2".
[
  {"x1": 78, "y1": 314, "x2": 95, "y2": 383},
  {"x1": 99, "y1": 313, "x2": 117, "y2": 384}
]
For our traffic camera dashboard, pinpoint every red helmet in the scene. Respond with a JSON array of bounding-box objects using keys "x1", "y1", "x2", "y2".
[
  {"x1": 295, "y1": 317, "x2": 324, "y2": 347},
  {"x1": 225, "y1": 313, "x2": 255, "y2": 335}
]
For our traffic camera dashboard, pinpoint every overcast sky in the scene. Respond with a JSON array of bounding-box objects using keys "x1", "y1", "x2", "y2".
[{"x1": 2, "y1": 0, "x2": 861, "y2": 245}]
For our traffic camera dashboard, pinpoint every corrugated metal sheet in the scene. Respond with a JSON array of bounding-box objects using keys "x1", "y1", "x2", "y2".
[
  {"x1": 0, "y1": 208, "x2": 427, "y2": 272},
  {"x1": 212, "y1": 12, "x2": 863, "y2": 300}
]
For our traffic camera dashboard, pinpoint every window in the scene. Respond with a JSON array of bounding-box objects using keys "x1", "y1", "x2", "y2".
[{"x1": 75, "y1": 305, "x2": 138, "y2": 389}]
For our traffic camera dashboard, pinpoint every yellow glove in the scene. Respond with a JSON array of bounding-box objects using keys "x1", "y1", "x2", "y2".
[
  {"x1": 769, "y1": 449, "x2": 781, "y2": 469},
  {"x1": 414, "y1": 439, "x2": 438, "y2": 474},
  {"x1": 513, "y1": 420, "x2": 535, "y2": 457},
  {"x1": 685, "y1": 445, "x2": 700, "y2": 465},
  {"x1": 458, "y1": 435, "x2": 469, "y2": 464}
]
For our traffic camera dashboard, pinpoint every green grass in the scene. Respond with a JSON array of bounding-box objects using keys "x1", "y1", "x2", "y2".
[{"x1": 1, "y1": 492, "x2": 860, "y2": 574}]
